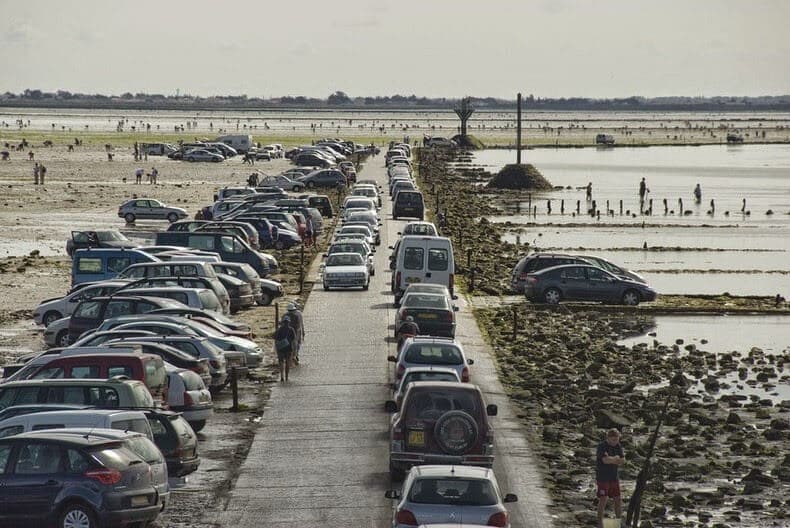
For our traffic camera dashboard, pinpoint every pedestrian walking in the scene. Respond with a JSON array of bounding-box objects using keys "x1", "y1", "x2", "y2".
[
  {"x1": 39, "y1": 164, "x2": 47, "y2": 185},
  {"x1": 285, "y1": 302, "x2": 305, "y2": 366},
  {"x1": 274, "y1": 316, "x2": 296, "y2": 382},
  {"x1": 586, "y1": 182, "x2": 593, "y2": 201},
  {"x1": 638, "y1": 177, "x2": 649, "y2": 211},
  {"x1": 28, "y1": 151, "x2": 34, "y2": 161},
  {"x1": 596, "y1": 428, "x2": 625, "y2": 528},
  {"x1": 150, "y1": 167, "x2": 158, "y2": 184},
  {"x1": 33, "y1": 162, "x2": 40, "y2": 185},
  {"x1": 693, "y1": 183, "x2": 702, "y2": 203},
  {"x1": 135, "y1": 167, "x2": 144, "y2": 184}
]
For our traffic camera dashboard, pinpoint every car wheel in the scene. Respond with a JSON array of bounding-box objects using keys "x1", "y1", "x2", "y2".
[
  {"x1": 56, "y1": 329, "x2": 70, "y2": 347},
  {"x1": 257, "y1": 292, "x2": 273, "y2": 306},
  {"x1": 59, "y1": 502, "x2": 96, "y2": 528},
  {"x1": 363, "y1": 281, "x2": 369, "y2": 291},
  {"x1": 187, "y1": 156, "x2": 195, "y2": 162},
  {"x1": 43, "y1": 311, "x2": 62, "y2": 327},
  {"x1": 190, "y1": 420, "x2": 206, "y2": 432},
  {"x1": 167, "y1": 212, "x2": 179, "y2": 223},
  {"x1": 622, "y1": 290, "x2": 641, "y2": 306},
  {"x1": 389, "y1": 460, "x2": 405, "y2": 481},
  {"x1": 434, "y1": 410, "x2": 479, "y2": 455},
  {"x1": 307, "y1": 181, "x2": 315, "y2": 189},
  {"x1": 323, "y1": 283, "x2": 329, "y2": 291},
  {"x1": 393, "y1": 214, "x2": 398, "y2": 220},
  {"x1": 543, "y1": 287, "x2": 562, "y2": 305},
  {"x1": 292, "y1": 185, "x2": 300, "y2": 192},
  {"x1": 274, "y1": 240, "x2": 285, "y2": 250},
  {"x1": 124, "y1": 213, "x2": 136, "y2": 223}
]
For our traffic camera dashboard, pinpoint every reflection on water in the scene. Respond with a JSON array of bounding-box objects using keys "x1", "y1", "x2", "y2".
[{"x1": 620, "y1": 315, "x2": 790, "y2": 401}]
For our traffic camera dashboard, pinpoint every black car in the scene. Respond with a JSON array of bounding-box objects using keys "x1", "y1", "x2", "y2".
[
  {"x1": 66, "y1": 230, "x2": 136, "y2": 257},
  {"x1": 142, "y1": 409, "x2": 200, "y2": 477},
  {"x1": 0, "y1": 430, "x2": 161, "y2": 527},
  {"x1": 510, "y1": 253, "x2": 592, "y2": 293},
  {"x1": 524, "y1": 264, "x2": 657, "y2": 306},
  {"x1": 392, "y1": 190, "x2": 424, "y2": 220},
  {"x1": 297, "y1": 169, "x2": 346, "y2": 188},
  {"x1": 294, "y1": 153, "x2": 331, "y2": 168}
]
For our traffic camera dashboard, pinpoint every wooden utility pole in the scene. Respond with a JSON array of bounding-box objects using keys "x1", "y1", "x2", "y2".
[
  {"x1": 516, "y1": 92, "x2": 522, "y2": 164},
  {"x1": 453, "y1": 97, "x2": 474, "y2": 140}
]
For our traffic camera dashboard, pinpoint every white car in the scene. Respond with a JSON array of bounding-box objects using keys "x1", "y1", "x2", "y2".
[
  {"x1": 327, "y1": 239, "x2": 375, "y2": 276},
  {"x1": 33, "y1": 281, "x2": 130, "y2": 327},
  {"x1": 322, "y1": 253, "x2": 370, "y2": 291},
  {"x1": 385, "y1": 465, "x2": 517, "y2": 527},
  {"x1": 165, "y1": 364, "x2": 213, "y2": 432},
  {"x1": 335, "y1": 225, "x2": 376, "y2": 248}
]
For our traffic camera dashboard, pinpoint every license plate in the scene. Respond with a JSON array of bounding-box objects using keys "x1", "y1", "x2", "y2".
[
  {"x1": 405, "y1": 277, "x2": 421, "y2": 284},
  {"x1": 408, "y1": 430, "x2": 424, "y2": 446},
  {"x1": 131, "y1": 496, "x2": 149, "y2": 507},
  {"x1": 419, "y1": 313, "x2": 438, "y2": 319}
]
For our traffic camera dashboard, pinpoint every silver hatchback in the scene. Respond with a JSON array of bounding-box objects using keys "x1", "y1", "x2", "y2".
[
  {"x1": 118, "y1": 198, "x2": 188, "y2": 224},
  {"x1": 386, "y1": 465, "x2": 517, "y2": 527}
]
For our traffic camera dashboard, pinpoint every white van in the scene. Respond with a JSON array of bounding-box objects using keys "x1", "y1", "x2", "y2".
[
  {"x1": 393, "y1": 236, "x2": 455, "y2": 305},
  {"x1": 215, "y1": 134, "x2": 253, "y2": 153},
  {"x1": 0, "y1": 409, "x2": 153, "y2": 439}
]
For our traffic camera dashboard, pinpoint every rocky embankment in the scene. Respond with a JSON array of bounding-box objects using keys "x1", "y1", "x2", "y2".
[{"x1": 416, "y1": 148, "x2": 790, "y2": 528}]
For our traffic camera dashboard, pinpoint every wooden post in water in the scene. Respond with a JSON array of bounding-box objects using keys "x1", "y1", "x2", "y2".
[
  {"x1": 649, "y1": 199, "x2": 653, "y2": 215},
  {"x1": 577, "y1": 200, "x2": 581, "y2": 214},
  {"x1": 560, "y1": 200, "x2": 565, "y2": 214},
  {"x1": 547, "y1": 200, "x2": 551, "y2": 214},
  {"x1": 527, "y1": 193, "x2": 532, "y2": 212},
  {"x1": 516, "y1": 93, "x2": 522, "y2": 164},
  {"x1": 620, "y1": 200, "x2": 623, "y2": 216}
]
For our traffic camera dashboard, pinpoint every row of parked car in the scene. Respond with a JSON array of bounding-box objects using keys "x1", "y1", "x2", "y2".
[{"x1": 376, "y1": 144, "x2": 517, "y2": 526}]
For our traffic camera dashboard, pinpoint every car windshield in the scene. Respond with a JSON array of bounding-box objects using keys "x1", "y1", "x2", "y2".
[
  {"x1": 408, "y1": 478, "x2": 497, "y2": 506},
  {"x1": 326, "y1": 254, "x2": 364, "y2": 267},
  {"x1": 402, "y1": 294, "x2": 449, "y2": 309},
  {"x1": 404, "y1": 344, "x2": 462, "y2": 365}
]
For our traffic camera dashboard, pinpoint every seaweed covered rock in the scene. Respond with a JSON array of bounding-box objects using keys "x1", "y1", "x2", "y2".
[{"x1": 487, "y1": 163, "x2": 552, "y2": 190}]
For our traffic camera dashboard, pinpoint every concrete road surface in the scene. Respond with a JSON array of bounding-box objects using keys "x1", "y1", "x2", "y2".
[{"x1": 208, "y1": 155, "x2": 555, "y2": 528}]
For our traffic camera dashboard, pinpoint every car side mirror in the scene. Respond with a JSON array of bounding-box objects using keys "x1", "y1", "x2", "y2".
[
  {"x1": 387, "y1": 355, "x2": 397, "y2": 363},
  {"x1": 453, "y1": 306, "x2": 459, "y2": 312},
  {"x1": 503, "y1": 493, "x2": 518, "y2": 503},
  {"x1": 388, "y1": 246, "x2": 394, "y2": 250},
  {"x1": 486, "y1": 404, "x2": 498, "y2": 416},
  {"x1": 384, "y1": 400, "x2": 398, "y2": 413},
  {"x1": 467, "y1": 358, "x2": 474, "y2": 365},
  {"x1": 452, "y1": 295, "x2": 458, "y2": 300},
  {"x1": 385, "y1": 489, "x2": 401, "y2": 500},
  {"x1": 322, "y1": 253, "x2": 328, "y2": 258}
]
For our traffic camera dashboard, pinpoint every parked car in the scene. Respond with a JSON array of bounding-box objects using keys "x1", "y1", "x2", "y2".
[
  {"x1": 212, "y1": 261, "x2": 282, "y2": 306},
  {"x1": 118, "y1": 198, "x2": 188, "y2": 224},
  {"x1": 336, "y1": 224, "x2": 376, "y2": 247},
  {"x1": 66, "y1": 230, "x2": 136, "y2": 257},
  {"x1": 401, "y1": 221, "x2": 438, "y2": 237},
  {"x1": 118, "y1": 275, "x2": 231, "y2": 315},
  {"x1": 101, "y1": 341, "x2": 212, "y2": 388},
  {"x1": 184, "y1": 149, "x2": 224, "y2": 162},
  {"x1": 293, "y1": 152, "x2": 331, "y2": 168},
  {"x1": 393, "y1": 236, "x2": 455, "y2": 305},
  {"x1": 259, "y1": 174, "x2": 306, "y2": 192},
  {"x1": 142, "y1": 408, "x2": 200, "y2": 477},
  {"x1": 393, "y1": 190, "x2": 425, "y2": 220},
  {"x1": 33, "y1": 280, "x2": 131, "y2": 327},
  {"x1": 297, "y1": 169, "x2": 346, "y2": 188},
  {"x1": 391, "y1": 366, "x2": 461, "y2": 408},
  {"x1": 0, "y1": 403, "x2": 90, "y2": 423},
  {"x1": 0, "y1": 430, "x2": 162, "y2": 527},
  {"x1": 71, "y1": 248, "x2": 159, "y2": 286},
  {"x1": 299, "y1": 194, "x2": 334, "y2": 218},
  {"x1": 386, "y1": 382, "x2": 497, "y2": 479},
  {"x1": 120, "y1": 287, "x2": 223, "y2": 314},
  {"x1": 164, "y1": 365, "x2": 212, "y2": 431},
  {"x1": 523, "y1": 264, "x2": 658, "y2": 306},
  {"x1": 575, "y1": 254, "x2": 647, "y2": 284},
  {"x1": 326, "y1": 240, "x2": 375, "y2": 276},
  {"x1": 148, "y1": 307, "x2": 251, "y2": 335},
  {"x1": 385, "y1": 465, "x2": 517, "y2": 526},
  {"x1": 0, "y1": 409, "x2": 153, "y2": 441},
  {"x1": 322, "y1": 253, "x2": 370, "y2": 291},
  {"x1": 397, "y1": 283, "x2": 457, "y2": 309},
  {"x1": 510, "y1": 253, "x2": 593, "y2": 293},
  {"x1": 0, "y1": 377, "x2": 156, "y2": 411},
  {"x1": 395, "y1": 292, "x2": 458, "y2": 337},
  {"x1": 389, "y1": 336, "x2": 473, "y2": 384}
]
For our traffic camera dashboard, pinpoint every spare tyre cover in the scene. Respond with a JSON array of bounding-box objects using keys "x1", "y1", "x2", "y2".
[{"x1": 434, "y1": 410, "x2": 479, "y2": 455}]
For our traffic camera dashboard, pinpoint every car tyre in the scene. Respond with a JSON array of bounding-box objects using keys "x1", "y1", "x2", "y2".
[
  {"x1": 307, "y1": 181, "x2": 315, "y2": 189},
  {"x1": 363, "y1": 281, "x2": 369, "y2": 291},
  {"x1": 622, "y1": 290, "x2": 641, "y2": 306},
  {"x1": 43, "y1": 311, "x2": 62, "y2": 327},
  {"x1": 323, "y1": 283, "x2": 329, "y2": 291},
  {"x1": 59, "y1": 502, "x2": 96, "y2": 528},
  {"x1": 167, "y1": 212, "x2": 179, "y2": 223},
  {"x1": 257, "y1": 292, "x2": 273, "y2": 306},
  {"x1": 124, "y1": 213, "x2": 136, "y2": 223},
  {"x1": 292, "y1": 185, "x2": 300, "y2": 192},
  {"x1": 187, "y1": 156, "x2": 195, "y2": 162},
  {"x1": 543, "y1": 288, "x2": 562, "y2": 305},
  {"x1": 56, "y1": 329, "x2": 70, "y2": 347},
  {"x1": 190, "y1": 420, "x2": 206, "y2": 432}
]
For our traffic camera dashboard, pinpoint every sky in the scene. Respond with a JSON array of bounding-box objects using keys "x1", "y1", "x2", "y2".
[{"x1": 1, "y1": 0, "x2": 789, "y2": 99}]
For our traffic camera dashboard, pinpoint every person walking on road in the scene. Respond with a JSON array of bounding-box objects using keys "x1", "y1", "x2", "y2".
[
  {"x1": 638, "y1": 177, "x2": 649, "y2": 211},
  {"x1": 286, "y1": 302, "x2": 304, "y2": 366},
  {"x1": 33, "y1": 162, "x2": 40, "y2": 185},
  {"x1": 586, "y1": 182, "x2": 593, "y2": 201},
  {"x1": 596, "y1": 428, "x2": 625, "y2": 528},
  {"x1": 135, "y1": 167, "x2": 144, "y2": 184},
  {"x1": 274, "y1": 316, "x2": 296, "y2": 382},
  {"x1": 39, "y1": 164, "x2": 47, "y2": 185}
]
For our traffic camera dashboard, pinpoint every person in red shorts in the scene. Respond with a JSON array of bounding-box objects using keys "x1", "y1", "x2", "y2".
[{"x1": 597, "y1": 428, "x2": 625, "y2": 528}]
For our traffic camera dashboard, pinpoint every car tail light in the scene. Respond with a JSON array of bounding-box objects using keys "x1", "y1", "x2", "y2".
[
  {"x1": 395, "y1": 509, "x2": 418, "y2": 526},
  {"x1": 184, "y1": 391, "x2": 194, "y2": 406},
  {"x1": 487, "y1": 511, "x2": 509, "y2": 527},
  {"x1": 444, "y1": 311, "x2": 453, "y2": 322},
  {"x1": 527, "y1": 276, "x2": 538, "y2": 284},
  {"x1": 209, "y1": 360, "x2": 220, "y2": 370},
  {"x1": 395, "y1": 271, "x2": 402, "y2": 289},
  {"x1": 462, "y1": 366, "x2": 470, "y2": 382},
  {"x1": 392, "y1": 423, "x2": 403, "y2": 441},
  {"x1": 396, "y1": 363, "x2": 406, "y2": 379},
  {"x1": 85, "y1": 468, "x2": 122, "y2": 485}
]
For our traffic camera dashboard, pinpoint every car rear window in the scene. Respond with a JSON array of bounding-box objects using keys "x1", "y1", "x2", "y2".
[
  {"x1": 90, "y1": 445, "x2": 140, "y2": 469},
  {"x1": 403, "y1": 247, "x2": 424, "y2": 270},
  {"x1": 408, "y1": 478, "x2": 497, "y2": 506},
  {"x1": 180, "y1": 370, "x2": 205, "y2": 391},
  {"x1": 403, "y1": 372, "x2": 459, "y2": 386},
  {"x1": 404, "y1": 345, "x2": 462, "y2": 365},
  {"x1": 124, "y1": 436, "x2": 163, "y2": 464},
  {"x1": 77, "y1": 258, "x2": 103, "y2": 273}
]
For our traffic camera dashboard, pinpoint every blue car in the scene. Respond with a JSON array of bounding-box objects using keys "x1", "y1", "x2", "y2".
[{"x1": 0, "y1": 430, "x2": 161, "y2": 527}]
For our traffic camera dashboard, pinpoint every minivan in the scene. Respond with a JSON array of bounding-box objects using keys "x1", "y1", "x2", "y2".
[
  {"x1": 393, "y1": 190, "x2": 424, "y2": 220},
  {"x1": 153, "y1": 232, "x2": 276, "y2": 278},
  {"x1": 0, "y1": 378, "x2": 156, "y2": 410},
  {"x1": 71, "y1": 248, "x2": 159, "y2": 285},
  {"x1": 0, "y1": 409, "x2": 153, "y2": 440},
  {"x1": 393, "y1": 236, "x2": 455, "y2": 305}
]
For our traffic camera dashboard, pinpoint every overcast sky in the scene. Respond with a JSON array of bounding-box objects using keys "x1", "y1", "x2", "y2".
[{"x1": 2, "y1": 0, "x2": 788, "y2": 99}]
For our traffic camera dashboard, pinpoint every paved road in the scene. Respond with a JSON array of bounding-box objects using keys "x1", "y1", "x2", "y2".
[{"x1": 208, "y1": 156, "x2": 555, "y2": 527}]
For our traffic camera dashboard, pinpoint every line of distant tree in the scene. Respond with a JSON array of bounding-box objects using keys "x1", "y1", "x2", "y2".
[{"x1": 2, "y1": 89, "x2": 790, "y2": 112}]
